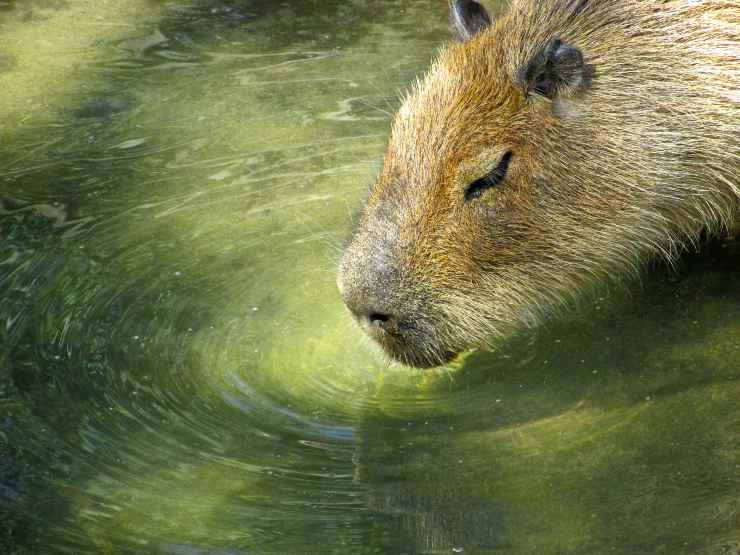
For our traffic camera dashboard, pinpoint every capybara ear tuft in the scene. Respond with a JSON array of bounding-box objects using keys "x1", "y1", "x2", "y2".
[
  {"x1": 450, "y1": 0, "x2": 492, "y2": 42},
  {"x1": 521, "y1": 38, "x2": 592, "y2": 100}
]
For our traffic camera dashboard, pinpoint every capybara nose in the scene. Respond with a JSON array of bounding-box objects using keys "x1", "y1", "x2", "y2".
[
  {"x1": 346, "y1": 301, "x2": 401, "y2": 336},
  {"x1": 338, "y1": 243, "x2": 407, "y2": 336}
]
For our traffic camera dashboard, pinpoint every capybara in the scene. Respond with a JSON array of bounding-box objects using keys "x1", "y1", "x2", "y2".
[{"x1": 338, "y1": 0, "x2": 739, "y2": 368}]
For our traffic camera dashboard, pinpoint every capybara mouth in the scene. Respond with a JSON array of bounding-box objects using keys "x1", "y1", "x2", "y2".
[
  {"x1": 383, "y1": 343, "x2": 459, "y2": 369},
  {"x1": 362, "y1": 318, "x2": 460, "y2": 368}
]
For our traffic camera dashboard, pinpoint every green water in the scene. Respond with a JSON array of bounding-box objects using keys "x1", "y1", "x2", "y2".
[{"x1": 1, "y1": 1, "x2": 738, "y2": 554}]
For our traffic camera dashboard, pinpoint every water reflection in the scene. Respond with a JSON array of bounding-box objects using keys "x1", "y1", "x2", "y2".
[
  {"x1": 1, "y1": 1, "x2": 738, "y2": 554},
  {"x1": 357, "y1": 242, "x2": 740, "y2": 553}
]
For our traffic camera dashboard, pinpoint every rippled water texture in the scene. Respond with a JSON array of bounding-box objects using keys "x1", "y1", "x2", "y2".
[{"x1": 1, "y1": 1, "x2": 739, "y2": 554}]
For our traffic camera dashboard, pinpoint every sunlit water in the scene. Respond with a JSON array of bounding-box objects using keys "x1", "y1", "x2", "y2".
[{"x1": 1, "y1": 1, "x2": 738, "y2": 554}]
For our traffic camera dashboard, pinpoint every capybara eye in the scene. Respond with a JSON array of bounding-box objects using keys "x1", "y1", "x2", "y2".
[{"x1": 464, "y1": 151, "x2": 513, "y2": 201}]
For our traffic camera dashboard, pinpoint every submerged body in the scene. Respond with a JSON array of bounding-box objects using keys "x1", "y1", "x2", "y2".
[{"x1": 338, "y1": 0, "x2": 739, "y2": 368}]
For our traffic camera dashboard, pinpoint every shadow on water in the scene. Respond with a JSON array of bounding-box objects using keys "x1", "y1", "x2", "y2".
[{"x1": 0, "y1": 85, "x2": 155, "y2": 550}]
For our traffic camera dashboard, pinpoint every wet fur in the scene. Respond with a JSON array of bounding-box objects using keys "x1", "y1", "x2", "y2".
[{"x1": 339, "y1": 0, "x2": 739, "y2": 367}]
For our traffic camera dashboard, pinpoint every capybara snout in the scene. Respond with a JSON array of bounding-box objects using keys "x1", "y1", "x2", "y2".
[{"x1": 338, "y1": 217, "x2": 458, "y2": 368}]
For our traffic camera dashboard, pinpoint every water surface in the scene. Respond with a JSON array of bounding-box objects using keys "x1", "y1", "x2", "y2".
[{"x1": 1, "y1": 1, "x2": 738, "y2": 554}]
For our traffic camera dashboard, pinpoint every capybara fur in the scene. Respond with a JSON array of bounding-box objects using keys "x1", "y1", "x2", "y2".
[{"x1": 338, "y1": 0, "x2": 739, "y2": 368}]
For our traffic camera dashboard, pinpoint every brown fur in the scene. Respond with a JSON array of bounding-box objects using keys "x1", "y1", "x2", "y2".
[{"x1": 338, "y1": 0, "x2": 739, "y2": 367}]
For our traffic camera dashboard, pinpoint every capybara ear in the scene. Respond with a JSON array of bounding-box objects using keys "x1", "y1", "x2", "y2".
[
  {"x1": 521, "y1": 38, "x2": 591, "y2": 99},
  {"x1": 450, "y1": 0, "x2": 492, "y2": 42}
]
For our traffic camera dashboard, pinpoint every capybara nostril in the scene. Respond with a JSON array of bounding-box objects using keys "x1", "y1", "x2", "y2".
[
  {"x1": 369, "y1": 312, "x2": 390, "y2": 324},
  {"x1": 368, "y1": 312, "x2": 399, "y2": 335},
  {"x1": 339, "y1": 284, "x2": 400, "y2": 334}
]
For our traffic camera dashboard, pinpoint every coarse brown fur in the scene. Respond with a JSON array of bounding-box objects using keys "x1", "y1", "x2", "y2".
[{"x1": 338, "y1": 0, "x2": 739, "y2": 368}]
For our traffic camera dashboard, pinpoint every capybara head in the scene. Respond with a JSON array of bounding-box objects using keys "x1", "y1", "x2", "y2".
[{"x1": 337, "y1": 0, "x2": 739, "y2": 367}]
